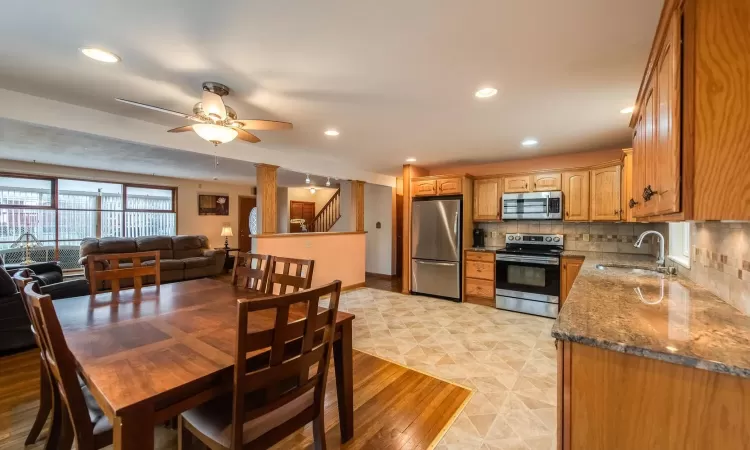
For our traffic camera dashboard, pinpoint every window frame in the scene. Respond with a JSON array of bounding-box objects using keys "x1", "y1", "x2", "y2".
[
  {"x1": 667, "y1": 222, "x2": 691, "y2": 268},
  {"x1": 0, "y1": 173, "x2": 178, "y2": 268}
]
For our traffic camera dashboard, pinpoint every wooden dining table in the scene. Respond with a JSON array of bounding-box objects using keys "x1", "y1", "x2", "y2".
[{"x1": 53, "y1": 278, "x2": 355, "y2": 450}]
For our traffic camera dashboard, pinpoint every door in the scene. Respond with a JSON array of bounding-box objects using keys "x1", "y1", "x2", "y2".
[
  {"x1": 290, "y1": 201, "x2": 315, "y2": 232},
  {"x1": 621, "y1": 149, "x2": 634, "y2": 222},
  {"x1": 653, "y1": 13, "x2": 681, "y2": 216},
  {"x1": 560, "y1": 256, "x2": 584, "y2": 305},
  {"x1": 495, "y1": 255, "x2": 561, "y2": 300},
  {"x1": 473, "y1": 178, "x2": 501, "y2": 220},
  {"x1": 504, "y1": 175, "x2": 531, "y2": 193},
  {"x1": 238, "y1": 196, "x2": 256, "y2": 252},
  {"x1": 533, "y1": 173, "x2": 562, "y2": 191},
  {"x1": 411, "y1": 259, "x2": 460, "y2": 299},
  {"x1": 562, "y1": 171, "x2": 590, "y2": 221},
  {"x1": 411, "y1": 198, "x2": 461, "y2": 262},
  {"x1": 590, "y1": 165, "x2": 621, "y2": 221},
  {"x1": 437, "y1": 178, "x2": 462, "y2": 195},
  {"x1": 639, "y1": 79, "x2": 658, "y2": 217}
]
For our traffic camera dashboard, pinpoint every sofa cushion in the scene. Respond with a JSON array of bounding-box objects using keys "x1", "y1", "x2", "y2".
[
  {"x1": 80, "y1": 237, "x2": 138, "y2": 259},
  {"x1": 182, "y1": 257, "x2": 210, "y2": 269},
  {"x1": 143, "y1": 259, "x2": 185, "y2": 271},
  {"x1": 172, "y1": 235, "x2": 206, "y2": 259},
  {"x1": 135, "y1": 236, "x2": 174, "y2": 259},
  {"x1": 0, "y1": 267, "x2": 17, "y2": 297}
]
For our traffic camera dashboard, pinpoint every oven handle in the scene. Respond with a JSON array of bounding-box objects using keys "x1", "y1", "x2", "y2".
[
  {"x1": 545, "y1": 196, "x2": 550, "y2": 218},
  {"x1": 495, "y1": 254, "x2": 559, "y2": 265}
]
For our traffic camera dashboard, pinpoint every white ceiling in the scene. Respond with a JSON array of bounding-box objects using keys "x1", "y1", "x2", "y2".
[
  {"x1": 0, "y1": 118, "x2": 331, "y2": 188},
  {"x1": 0, "y1": 0, "x2": 662, "y2": 176}
]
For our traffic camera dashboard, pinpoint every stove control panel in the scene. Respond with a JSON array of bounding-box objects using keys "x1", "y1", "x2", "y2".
[{"x1": 505, "y1": 233, "x2": 564, "y2": 246}]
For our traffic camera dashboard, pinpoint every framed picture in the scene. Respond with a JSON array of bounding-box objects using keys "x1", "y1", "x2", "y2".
[{"x1": 198, "y1": 194, "x2": 229, "y2": 216}]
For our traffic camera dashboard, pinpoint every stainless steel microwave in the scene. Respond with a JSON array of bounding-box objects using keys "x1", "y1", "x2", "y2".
[{"x1": 502, "y1": 191, "x2": 563, "y2": 220}]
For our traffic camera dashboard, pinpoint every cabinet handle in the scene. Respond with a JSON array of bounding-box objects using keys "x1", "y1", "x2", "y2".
[
  {"x1": 642, "y1": 185, "x2": 656, "y2": 201},
  {"x1": 615, "y1": 210, "x2": 619, "y2": 215},
  {"x1": 566, "y1": 211, "x2": 569, "y2": 217},
  {"x1": 628, "y1": 198, "x2": 639, "y2": 208}
]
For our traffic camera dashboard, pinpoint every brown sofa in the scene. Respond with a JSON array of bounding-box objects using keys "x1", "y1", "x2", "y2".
[{"x1": 79, "y1": 235, "x2": 226, "y2": 290}]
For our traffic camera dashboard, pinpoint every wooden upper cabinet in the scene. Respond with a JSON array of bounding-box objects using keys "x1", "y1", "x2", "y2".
[
  {"x1": 504, "y1": 175, "x2": 531, "y2": 193},
  {"x1": 621, "y1": 149, "x2": 635, "y2": 223},
  {"x1": 412, "y1": 179, "x2": 437, "y2": 197},
  {"x1": 590, "y1": 165, "x2": 621, "y2": 221},
  {"x1": 473, "y1": 178, "x2": 502, "y2": 221},
  {"x1": 533, "y1": 172, "x2": 562, "y2": 191},
  {"x1": 652, "y1": 13, "x2": 681, "y2": 216},
  {"x1": 437, "y1": 177, "x2": 462, "y2": 195},
  {"x1": 562, "y1": 171, "x2": 590, "y2": 221}
]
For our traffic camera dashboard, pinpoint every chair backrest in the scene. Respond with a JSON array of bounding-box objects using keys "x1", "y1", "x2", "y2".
[
  {"x1": 86, "y1": 251, "x2": 161, "y2": 295},
  {"x1": 25, "y1": 282, "x2": 97, "y2": 449},
  {"x1": 232, "y1": 253, "x2": 271, "y2": 292},
  {"x1": 265, "y1": 257, "x2": 315, "y2": 295},
  {"x1": 231, "y1": 280, "x2": 342, "y2": 449},
  {"x1": 12, "y1": 269, "x2": 34, "y2": 320}
]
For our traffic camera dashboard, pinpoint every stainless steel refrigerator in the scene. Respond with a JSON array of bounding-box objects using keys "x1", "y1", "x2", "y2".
[{"x1": 411, "y1": 198, "x2": 462, "y2": 300}]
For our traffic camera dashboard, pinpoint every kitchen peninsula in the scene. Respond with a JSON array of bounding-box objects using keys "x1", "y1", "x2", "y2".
[{"x1": 552, "y1": 252, "x2": 750, "y2": 449}]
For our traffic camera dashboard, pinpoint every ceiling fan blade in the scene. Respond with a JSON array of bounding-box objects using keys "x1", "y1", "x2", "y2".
[
  {"x1": 235, "y1": 129, "x2": 261, "y2": 143},
  {"x1": 167, "y1": 125, "x2": 194, "y2": 133},
  {"x1": 234, "y1": 119, "x2": 293, "y2": 131},
  {"x1": 202, "y1": 90, "x2": 227, "y2": 120},
  {"x1": 115, "y1": 98, "x2": 193, "y2": 118}
]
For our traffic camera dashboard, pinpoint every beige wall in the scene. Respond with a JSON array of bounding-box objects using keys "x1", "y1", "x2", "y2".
[
  {"x1": 428, "y1": 148, "x2": 623, "y2": 176},
  {"x1": 287, "y1": 186, "x2": 338, "y2": 214},
  {"x1": 253, "y1": 232, "x2": 366, "y2": 289},
  {"x1": 0, "y1": 159, "x2": 255, "y2": 248}
]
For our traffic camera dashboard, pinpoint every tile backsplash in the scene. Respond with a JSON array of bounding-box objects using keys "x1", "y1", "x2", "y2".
[
  {"x1": 669, "y1": 222, "x2": 750, "y2": 314},
  {"x1": 475, "y1": 221, "x2": 666, "y2": 255}
]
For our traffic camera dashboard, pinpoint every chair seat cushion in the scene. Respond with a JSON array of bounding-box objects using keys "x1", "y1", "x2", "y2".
[
  {"x1": 79, "y1": 375, "x2": 113, "y2": 436},
  {"x1": 181, "y1": 257, "x2": 211, "y2": 269},
  {"x1": 181, "y1": 388, "x2": 314, "y2": 448}
]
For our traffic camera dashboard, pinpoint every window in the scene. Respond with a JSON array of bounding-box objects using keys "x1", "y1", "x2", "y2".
[
  {"x1": 0, "y1": 175, "x2": 177, "y2": 271},
  {"x1": 668, "y1": 222, "x2": 691, "y2": 268}
]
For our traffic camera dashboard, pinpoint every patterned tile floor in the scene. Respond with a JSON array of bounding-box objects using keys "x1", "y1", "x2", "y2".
[{"x1": 337, "y1": 288, "x2": 557, "y2": 450}]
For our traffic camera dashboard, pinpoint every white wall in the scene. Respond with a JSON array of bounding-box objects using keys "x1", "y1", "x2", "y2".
[
  {"x1": 330, "y1": 181, "x2": 352, "y2": 232},
  {"x1": 364, "y1": 183, "x2": 393, "y2": 275},
  {"x1": 0, "y1": 159, "x2": 254, "y2": 248},
  {"x1": 276, "y1": 187, "x2": 289, "y2": 233}
]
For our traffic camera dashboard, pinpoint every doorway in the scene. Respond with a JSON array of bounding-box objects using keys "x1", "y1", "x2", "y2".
[
  {"x1": 238, "y1": 196, "x2": 256, "y2": 252},
  {"x1": 290, "y1": 201, "x2": 315, "y2": 232}
]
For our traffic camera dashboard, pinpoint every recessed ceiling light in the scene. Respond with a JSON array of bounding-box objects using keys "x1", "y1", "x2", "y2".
[
  {"x1": 521, "y1": 139, "x2": 539, "y2": 147},
  {"x1": 406, "y1": 157, "x2": 417, "y2": 162},
  {"x1": 474, "y1": 87, "x2": 498, "y2": 98},
  {"x1": 80, "y1": 47, "x2": 120, "y2": 63},
  {"x1": 620, "y1": 106, "x2": 634, "y2": 114},
  {"x1": 324, "y1": 129, "x2": 340, "y2": 136}
]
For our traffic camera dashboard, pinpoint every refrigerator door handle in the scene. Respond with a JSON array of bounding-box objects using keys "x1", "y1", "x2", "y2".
[
  {"x1": 454, "y1": 211, "x2": 459, "y2": 235},
  {"x1": 416, "y1": 261, "x2": 455, "y2": 267}
]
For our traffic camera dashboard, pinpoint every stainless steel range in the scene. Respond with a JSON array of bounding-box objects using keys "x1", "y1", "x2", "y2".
[{"x1": 495, "y1": 233, "x2": 563, "y2": 319}]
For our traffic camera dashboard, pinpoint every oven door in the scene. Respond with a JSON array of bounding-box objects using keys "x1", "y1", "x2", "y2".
[{"x1": 495, "y1": 254, "x2": 560, "y2": 302}]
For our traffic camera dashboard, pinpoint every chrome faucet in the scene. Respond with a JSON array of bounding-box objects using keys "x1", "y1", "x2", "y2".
[{"x1": 634, "y1": 230, "x2": 665, "y2": 266}]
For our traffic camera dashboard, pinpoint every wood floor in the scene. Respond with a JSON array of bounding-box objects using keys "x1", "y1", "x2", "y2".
[{"x1": 0, "y1": 349, "x2": 470, "y2": 450}]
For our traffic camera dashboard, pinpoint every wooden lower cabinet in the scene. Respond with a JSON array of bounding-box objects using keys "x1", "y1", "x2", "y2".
[
  {"x1": 560, "y1": 256, "x2": 584, "y2": 307},
  {"x1": 464, "y1": 250, "x2": 495, "y2": 307},
  {"x1": 557, "y1": 341, "x2": 750, "y2": 450}
]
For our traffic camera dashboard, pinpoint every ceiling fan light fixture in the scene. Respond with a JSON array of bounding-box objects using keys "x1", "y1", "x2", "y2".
[{"x1": 193, "y1": 123, "x2": 238, "y2": 146}]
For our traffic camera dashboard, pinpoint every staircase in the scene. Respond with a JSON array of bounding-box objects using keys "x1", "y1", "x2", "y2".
[{"x1": 310, "y1": 188, "x2": 341, "y2": 232}]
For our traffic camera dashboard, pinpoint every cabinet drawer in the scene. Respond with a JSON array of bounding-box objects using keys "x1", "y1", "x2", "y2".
[
  {"x1": 437, "y1": 177, "x2": 462, "y2": 195},
  {"x1": 466, "y1": 251, "x2": 495, "y2": 263},
  {"x1": 466, "y1": 261, "x2": 494, "y2": 280},
  {"x1": 412, "y1": 180, "x2": 437, "y2": 197},
  {"x1": 466, "y1": 278, "x2": 494, "y2": 299}
]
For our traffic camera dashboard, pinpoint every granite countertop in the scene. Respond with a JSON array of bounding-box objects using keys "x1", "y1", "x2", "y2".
[
  {"x1": 467, "y1": 246, "x2": 504, "y2": 252},
  {"x1": 552, "y1": 251, "x2": 750, "y2": 378}
]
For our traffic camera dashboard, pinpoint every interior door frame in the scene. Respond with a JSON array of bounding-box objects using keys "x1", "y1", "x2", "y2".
[{"x1": 238, "y1": 195, "x2": 256, "y2": 252}]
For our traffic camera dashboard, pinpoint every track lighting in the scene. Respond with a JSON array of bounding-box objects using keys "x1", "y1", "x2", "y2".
[
  {"x1": 326, "y1": 177, "x2": 331, "y2": 187},
  {"x1": 305, "y1": 174, "x2": 311, "y2": 184}
]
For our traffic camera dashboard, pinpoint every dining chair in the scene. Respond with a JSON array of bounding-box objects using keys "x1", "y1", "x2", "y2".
[
  {"x1": 178, "y1": 279, "x2": 343, "y2": 450},
  {"x1": 265, "y1": 256, "x2": 315, "y2": 295},
  {"x1": 86, "y1": 251, "x2": 161, "y2": 295},
  {"x1": 24, "y1": 282, "x2": 115, "y2": 450},
  {"x1": 232, "y1": 252, "x2": 271, "y2": 292},
  {"x1": 13, "y1": 270, "x2": 54, "y2": 446}
]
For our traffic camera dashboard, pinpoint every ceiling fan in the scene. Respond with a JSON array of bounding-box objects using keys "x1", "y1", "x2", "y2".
[{"x1": 115, "y1": 82, "x2": 292, "y2": 146}]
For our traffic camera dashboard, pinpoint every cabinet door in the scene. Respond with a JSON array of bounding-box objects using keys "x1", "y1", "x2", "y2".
[
  {"x1": 590, "y1": 165, "x2": 621, "y2": 221},
  {"x1": 412, "y1": 180, "x2": 437, "y2": 197},
  {"x1": 533, "y1": 172, "x2": 562, "y2": 191},
  {"x1": 639, "y1": 79, "x2": 658, "y2": 217},
  {"x1": 621, "y1": 149, "x2": 634, "y2": 222},
  {"x1": 437, "y1": 177, "x2": 462, "y2": 195},
  {"x1": 560, "y1": 256, "x2": 584, "y2": 306},
  {"x1": 562, "y1": 171, "x2": 590, "y2": 221},
  {"x1": 473, "y1": 178, "x2": 501, "y2": 220},
  {"x1": 653, "y1": 14, "x2": 681, "y2": 216},
  {"x1": 504, "y1": 175, "x2": 531, "y2": 193}
]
